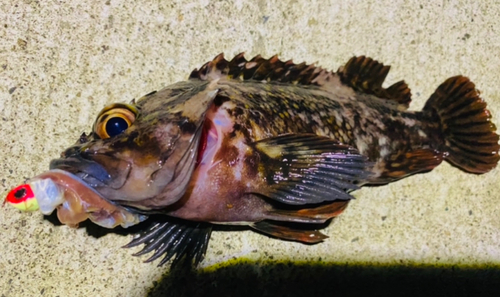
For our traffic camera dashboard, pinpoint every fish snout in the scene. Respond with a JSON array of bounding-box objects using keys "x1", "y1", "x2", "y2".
[
  {"x1": 50, "y1": 147, "x2": 131, "y2": 190},
  {"x1": 59, "y1": 144, "x2": 82, "y2": 158}
]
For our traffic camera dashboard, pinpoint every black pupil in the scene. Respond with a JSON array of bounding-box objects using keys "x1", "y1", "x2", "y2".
[
  {"x1": 14, "y1": 188, "x2": 26, "y2": 200},
  {"x1": 105, "y1": 117, "x2": 128, "y2": 137}
]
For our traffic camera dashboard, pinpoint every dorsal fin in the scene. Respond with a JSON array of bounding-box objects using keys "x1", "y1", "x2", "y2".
[
  {"x1": 337, "y1": 56, "x2": 412, "y2": 109},
  {"x1": 190, "y1": 53, "x2": 412, "y2": 109},
  {"x1": 189, "y1": 52, "x2": 339, "y2": 88}
]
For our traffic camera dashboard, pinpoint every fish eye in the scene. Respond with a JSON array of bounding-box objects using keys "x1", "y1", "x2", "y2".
[
  {"x1": 106, "y1": 117, "x2": 129, "y2": 137},
  {"x1": 94, "y1": 104, "x2": 138, "y2": 139}
]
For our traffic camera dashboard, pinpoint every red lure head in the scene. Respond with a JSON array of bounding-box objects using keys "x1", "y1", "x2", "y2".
[{"x1": 3, "y1": 183, "x2": 39, "y2": 211}]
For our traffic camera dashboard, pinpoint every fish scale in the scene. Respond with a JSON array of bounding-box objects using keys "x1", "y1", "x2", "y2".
[{"x1": 214, "y1": 78, "x2": 435, "y2": 183}]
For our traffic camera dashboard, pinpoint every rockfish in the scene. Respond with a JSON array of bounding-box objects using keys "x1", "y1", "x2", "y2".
[{"x1": 5, "y1": 54, "x2": 499, "y2": 267}]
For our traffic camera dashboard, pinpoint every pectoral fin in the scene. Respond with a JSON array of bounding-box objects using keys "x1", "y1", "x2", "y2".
[{"x1": 251, "y1": 134, "x2": 370, "y2": 206}]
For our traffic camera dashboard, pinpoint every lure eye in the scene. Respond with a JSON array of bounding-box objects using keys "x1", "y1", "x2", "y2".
[
  {"x1": 4, "y1": 184, "x2": 39, "y2": 211},
  {"x1": 94, "y1": 104, "x2": 138, "y2": 139},
  {"x1": 7, "y1": 184, "x2": 32, "y2": 203}
]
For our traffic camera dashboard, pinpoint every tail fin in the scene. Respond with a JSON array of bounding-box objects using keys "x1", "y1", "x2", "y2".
[{"x1": 424, "y1": 76, "x2": 500, "y2": 173}]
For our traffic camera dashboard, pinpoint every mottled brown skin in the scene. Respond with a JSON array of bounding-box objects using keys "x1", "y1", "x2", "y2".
[
  {"x1": 218, "y1": 80, "x2": 442, "y2": 179},
  {"x1": 155, "y1": 80, "x2": 440, "y2": 224},
  {"x1": 50, "y1": 53, "x2": 499, "y2": 242}
]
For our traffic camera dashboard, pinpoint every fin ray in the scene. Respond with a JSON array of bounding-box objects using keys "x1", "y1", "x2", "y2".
[
  {"x1": 251, "y1": 134, "x2": 370, "y2": 206},
  {"x1": 337, "y1": 56, "x2": 412, "y2": 109},
  {"x1": 190, "y1": 53, "x2": 390, "y2": 98},
  {"x1": 424, "y1": 76, "x2": 500, "y2": 173},
  {"x1": 251, "y1": 221, "x2": 328, "y2": 244},
  {"x1": 264, "y1": 200, "x2": 350, "y2": 224},
  {"x1": 123, "y1": 218, "x2": 212, "y2": 267}
]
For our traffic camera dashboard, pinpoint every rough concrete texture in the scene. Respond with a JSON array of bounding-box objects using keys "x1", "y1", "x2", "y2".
[{"x1": 1, "y1": 1, "x2": 500, "y2": 296}]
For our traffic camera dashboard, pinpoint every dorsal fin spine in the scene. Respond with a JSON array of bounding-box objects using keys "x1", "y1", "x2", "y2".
[{"x1": 189, "y1": 54, "x2": 412, "y2": 110}]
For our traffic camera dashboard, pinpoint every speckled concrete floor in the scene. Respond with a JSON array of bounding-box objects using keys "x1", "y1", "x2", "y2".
[{"x1": 1, "y1": 1, "x2": 500, "y2": 296}]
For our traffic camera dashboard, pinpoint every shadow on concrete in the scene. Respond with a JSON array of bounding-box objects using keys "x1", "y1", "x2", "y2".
[
  {"x1": 44, "y1": 213, "x2": 500, "y2": 297},
  {"x1": 146, "y1": 261, "x2": 500, "y2": 297}
]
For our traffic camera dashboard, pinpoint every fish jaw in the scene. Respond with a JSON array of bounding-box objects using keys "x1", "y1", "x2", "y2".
[
  {"x1": 20, "y1": 170, "x2": 147, "y2": 228},
  {"x1": 49, "y1": 141, "x2": 166, "y2": 202},
  {"x1": 48, "y1": 126, "x2": 194, "y2": 208}
]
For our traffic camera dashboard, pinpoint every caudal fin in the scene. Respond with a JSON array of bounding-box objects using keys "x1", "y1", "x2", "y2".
[{"x1": 424, "y1": 76, "x2": 500, "y2": 173}]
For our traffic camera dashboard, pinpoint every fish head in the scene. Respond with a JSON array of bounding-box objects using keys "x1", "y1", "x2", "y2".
[{"x1": 50, "y1": 80, "x2": 218, "y2": 209}]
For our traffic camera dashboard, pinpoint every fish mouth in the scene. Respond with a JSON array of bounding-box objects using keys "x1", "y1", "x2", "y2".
[
  {"x1": 31, "y1": 169, "x2": 147, "y2": 229},
  {"x1": 49, "y1": 153, "x2": 131, "y2": 190}
]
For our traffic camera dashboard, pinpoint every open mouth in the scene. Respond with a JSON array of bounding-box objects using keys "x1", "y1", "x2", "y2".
[
  {"x1": 28, "y1": 169, "x2": 147, "y2": 229},
  {"x1": 49, "y1": 154, "x2": 131, "y2": 190},
  {"x1": 50, "y1": 157, "x2": 108, "y2": 188}
]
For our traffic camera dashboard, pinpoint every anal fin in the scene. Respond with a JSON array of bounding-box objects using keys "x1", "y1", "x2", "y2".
[
  {"x1": 251, "y1": 221, "x2": 328, "y2": 244},
  {"x1": 264, "y1": 200, "x2": 350, "y2": 224},
  {"x1": 337, "y1": 56, "x2": 412, "y2": 109},
  {"x1": 382, "y1": 148, "x2": 444, "y2": 180}
]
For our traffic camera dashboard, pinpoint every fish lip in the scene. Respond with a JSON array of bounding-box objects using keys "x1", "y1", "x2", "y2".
[
  {"x1": 49, "y1": 156, "x2": 111, "y2": 188},
  {"x1": 50, "y1": 152, "x2": 132, "y2": 191},
  {"x1": 50, "y1": 156, "x2": 110, "y2": 181}
]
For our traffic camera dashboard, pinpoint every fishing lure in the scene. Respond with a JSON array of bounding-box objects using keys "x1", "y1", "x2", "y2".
[
  {"x1": 4, "y1": 178, "x2": 64, "y2": 213},
  {"x1": 4, "y1": 169, "x2": 147, "y2": 229}
]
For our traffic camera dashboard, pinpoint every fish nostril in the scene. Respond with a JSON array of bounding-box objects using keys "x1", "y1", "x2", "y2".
[
  {"x1": 78, "y1": 132, "x2": 89, "y2": 144},
  {"x1": 60, "y1": 145, "x2": 83, "y2": 158}
]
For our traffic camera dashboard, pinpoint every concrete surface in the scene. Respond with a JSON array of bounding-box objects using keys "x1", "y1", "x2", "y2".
[{"x1": 1, "y1": 1, "x2": 500, "y2": 296}]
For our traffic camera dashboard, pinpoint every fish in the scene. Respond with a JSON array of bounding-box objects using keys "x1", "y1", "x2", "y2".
[{"x1": 5, "y1": 53, "x2": 500, "y2": 267}]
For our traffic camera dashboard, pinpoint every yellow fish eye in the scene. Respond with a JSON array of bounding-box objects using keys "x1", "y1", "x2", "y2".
[{"x1": 94, "y1": 104, "x2": 138, "y2": 139}]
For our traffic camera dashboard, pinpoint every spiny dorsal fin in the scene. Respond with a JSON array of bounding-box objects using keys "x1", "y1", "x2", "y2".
[
  {"x1": 337, "y1": 56, "x2": 412, "y2": 109},
  {"x1": 190, "y1": 54, "x2": 412, "y2": 109},
  {"x1": 189, "y1": 52, "x2": 338, "y2": 88}
]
